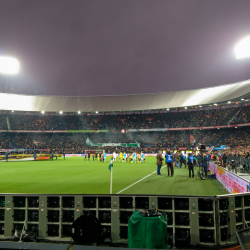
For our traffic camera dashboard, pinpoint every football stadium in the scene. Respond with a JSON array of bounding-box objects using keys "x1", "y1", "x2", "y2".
[
  {"x1": 2, "y1": 80, "x2": 250, "y2": 197},
  {"x1": 1, "y1": 80, "x2": 250, "y2": 248},
  {"x1": 1, "y1": 1, "x2": 250, "y2": 249}
]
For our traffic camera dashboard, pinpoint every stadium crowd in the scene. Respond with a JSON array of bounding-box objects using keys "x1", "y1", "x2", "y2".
[
  {"x1": 0, "y1": 114, "x2": 8, "y2": 130},
  {"x1": 0, "y1": 106, "x2": 250, "y2": 131},
  {"x1": 0, "y1": 128, "x2": 249, "y2": 154},
  {"x1": 0, "y1": 134, "x2": 12, "y2": 149},
  {"x1": 0, "y1": 106, "x2": 250, "y2": 153}
]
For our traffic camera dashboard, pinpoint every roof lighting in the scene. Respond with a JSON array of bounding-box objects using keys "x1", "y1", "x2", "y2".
[
  {"x1": 228, "y1": 101, "x2": 231, "y2": 104},
  {"x1": 41, "y1": 111, "x2": 44, "y2": 114},
  {"x1": 78, "y1": 111, "x2": 81, "y2": 114},
  {"x1": 199, "y1": 105, "x2": 202, "y2": 107},
  {"x1": 96, "y1": 111, "x2": 98, "y2": 113},
  {"x1": 185, "y1": 107, "x2": 187, "y2": 109},
  {"x1": 59, "y1": 111, "x2": 63, "y2": 114}
]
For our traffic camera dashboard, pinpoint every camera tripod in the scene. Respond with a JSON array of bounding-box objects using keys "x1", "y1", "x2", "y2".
[{"x1": 194, "y1": 163, "x2": 206, "y2": 180}]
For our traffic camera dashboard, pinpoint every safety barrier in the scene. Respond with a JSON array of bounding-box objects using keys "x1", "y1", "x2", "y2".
[
  {"x1": 0, "y1": 193, "x2": 250, "y2": 247},
  {"x1": 226, "y1": 156, "x2": 250, "y2": 172}
]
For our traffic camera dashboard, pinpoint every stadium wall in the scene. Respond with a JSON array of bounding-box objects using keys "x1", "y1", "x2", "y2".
[{"x1": 0, "y1": 193, "x2": 248, "y2": 247}]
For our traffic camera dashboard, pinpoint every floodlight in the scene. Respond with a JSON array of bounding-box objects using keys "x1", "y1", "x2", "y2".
[
  {"x1": 235, "y1": 36, "x2": 250, "y2": 59},
  {"x1": 96, "y1": 111, "x2": 98, "y2": 113},
  {"x1": 78, "y1": 111, "x2": 81, "y2": 114},
  {"x1": 241, "y1": 98, "x2": 244, "y2": 100},
  {"x1": 12, "y1": 110, "x2": 14, "y2": 112},
  {"x1": 228, "y1": 101, "x2": 231, "y2": 104},
  {"x1": 0, "y1": 56, "x2": 19, "y2": 74},
  {"x1": 59, "y1": 111, "x2": 63, "y2": 114},
  {"x1": 167, "y1": 108, "x2": 169, "y2": 111},
  {"x1": 214, "y1": 103, "x2": 217, "y2": 106},
  {"x1": 185, "y1": 107, "x2": 187, "y2": 109},
  {"x1": 41, "y1": 111, "x2": 45, "y2": 114},
  {"x1": 199, "y1": 105, "x2": 202, "y2": 107}
]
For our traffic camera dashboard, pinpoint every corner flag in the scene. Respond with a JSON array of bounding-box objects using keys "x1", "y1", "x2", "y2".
[{"x1": 108, "y1": 158, "x2": 113, "y2": 171}]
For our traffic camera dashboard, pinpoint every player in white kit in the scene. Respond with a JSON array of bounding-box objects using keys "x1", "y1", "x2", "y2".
[{"x1": 113, "y1": 151, "x2": 117, "y2": 162}]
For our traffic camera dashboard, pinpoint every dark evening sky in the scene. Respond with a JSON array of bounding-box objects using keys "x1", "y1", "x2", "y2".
[{"x1": 0, "y1": 0, "x2": 250, "y2": 96}]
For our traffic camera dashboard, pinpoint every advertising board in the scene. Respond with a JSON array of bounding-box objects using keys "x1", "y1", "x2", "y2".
[{"x1": 209, "y1": 162, "x2": 249, "y2": 193}]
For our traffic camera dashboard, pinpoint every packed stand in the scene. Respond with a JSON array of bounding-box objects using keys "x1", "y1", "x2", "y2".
[
  {"x1": 0, "y1": 114, "x2": 8, "y2": 130},
  {"x1": 2, "y1": 106, "x2": 250, "y2": 131},
  {"x1": 8, "y1": 114, "x2": 92, "y2": 130},
  {"x1": 0, "y1": 133, "x2": 12, "y2": 149},
  {"x1": 0, "y1": 127, "x2": 248, "y2": 153}
]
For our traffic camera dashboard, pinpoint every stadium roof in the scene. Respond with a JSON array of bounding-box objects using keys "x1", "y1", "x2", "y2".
[{"x1": 1, "y1": 79, "x2": 250, "y2": 113}]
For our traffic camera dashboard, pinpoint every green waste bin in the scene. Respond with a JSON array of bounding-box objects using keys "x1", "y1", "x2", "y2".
[{"x1": 128, "y1": 211, "x2": 168, "y2": 249}]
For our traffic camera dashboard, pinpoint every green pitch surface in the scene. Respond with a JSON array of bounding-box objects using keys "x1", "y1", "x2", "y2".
[{"x1": 0, "y1": 157, "x2": 227, "y2": 195}]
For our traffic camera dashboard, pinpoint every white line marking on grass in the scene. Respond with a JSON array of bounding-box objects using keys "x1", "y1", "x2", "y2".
[
  {"x1": 0, "y1": 170, "x2": 16, "y2": 173},
  {"x1": 116, "y1": 166, "x2": 166, "y2": 194}
]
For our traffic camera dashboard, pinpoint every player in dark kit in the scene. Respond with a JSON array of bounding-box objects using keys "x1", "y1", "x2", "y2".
[
  {"x1": 100, "y1": 154, "x2": 104, "y2": 162},
  {"x1": 5, "y1": 152, "x2": 8, "y2": 162},
  {"x1": 180, "y1": 153, "x2": 187, "y2": 168},
  {"x1": 33, "y1": 152, "x2": 37, "y2": 161}
]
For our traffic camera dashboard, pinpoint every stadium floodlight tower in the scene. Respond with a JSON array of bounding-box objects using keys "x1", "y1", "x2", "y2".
[
  {"x1": 0, "y1": 56, "x2": 19, "y2": 92},
  {"x1": 0, "y1": 56, "x2": 19, "y2": 74},
  {"x1": 235, "y1": 36, "x2": 250, "y2": 80}
]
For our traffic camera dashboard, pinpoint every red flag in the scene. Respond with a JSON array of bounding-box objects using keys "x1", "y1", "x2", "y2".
[{"x1": 190, "y1": 135, "x2": 195, "y2": 143}]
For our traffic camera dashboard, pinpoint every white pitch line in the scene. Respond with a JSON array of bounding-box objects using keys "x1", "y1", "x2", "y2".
[
  {"x1": 0, "y1": 170, "x2": 16, "y2": 173},
  {"x1": 116, "y1": 166, "x2": 166, "y2": 194}
]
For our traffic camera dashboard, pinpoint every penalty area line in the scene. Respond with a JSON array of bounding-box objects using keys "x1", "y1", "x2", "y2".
[{"x1": 116, "y1": 166, "x2": 166, "y2": 194}]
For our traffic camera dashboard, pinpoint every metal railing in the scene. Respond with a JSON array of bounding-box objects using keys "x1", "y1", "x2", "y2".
[{"x1": 226, "y1": 156, "x2": 250, "y2": 172}]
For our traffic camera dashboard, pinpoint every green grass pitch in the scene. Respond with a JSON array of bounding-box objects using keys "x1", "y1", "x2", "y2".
[{"x1": 0, "y1": 156, "x2": 227, "y2": 195}]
